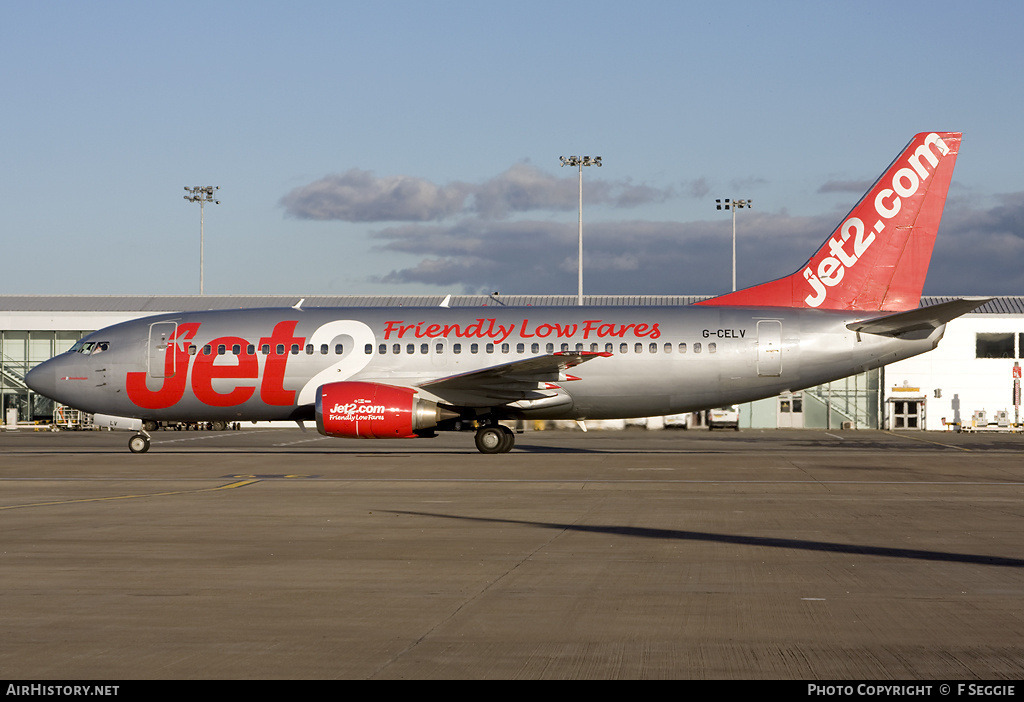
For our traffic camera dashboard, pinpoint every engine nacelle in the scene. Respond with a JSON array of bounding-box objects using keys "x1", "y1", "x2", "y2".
[{"x1": 315, "y1": 381, "x2": 444, "y2": 439}]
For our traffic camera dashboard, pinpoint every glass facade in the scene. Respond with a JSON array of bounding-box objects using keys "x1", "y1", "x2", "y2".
[{"x1": 1, "y1": 330, "x2": 90, "y2": 422}]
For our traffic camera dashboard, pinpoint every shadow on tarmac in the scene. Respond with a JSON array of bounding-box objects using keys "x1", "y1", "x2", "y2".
[{"x1": 388, "y1": 509, "x2": 1024, "y2": 569}]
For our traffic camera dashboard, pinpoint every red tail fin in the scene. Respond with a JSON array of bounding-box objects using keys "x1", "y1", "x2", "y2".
[{"x1": 697, "y1": 132, "x2": 961, "y2": 312}]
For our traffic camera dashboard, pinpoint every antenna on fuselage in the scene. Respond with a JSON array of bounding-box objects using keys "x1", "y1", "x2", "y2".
[
  {"x1": 292, "y1": 298, "x2": 305, "y2": 311},
  {"x1": 439, "y1": 295, "x2": 451, "y2": 308}
]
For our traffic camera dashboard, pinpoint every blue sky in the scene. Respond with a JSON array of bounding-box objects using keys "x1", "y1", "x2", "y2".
[{"x1": 3, "y1": 0, "x2": 1023, "y2": 298}]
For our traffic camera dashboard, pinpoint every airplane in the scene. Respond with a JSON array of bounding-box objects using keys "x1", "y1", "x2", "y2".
[{"x1": 26, "y1": 132, "x2": 987, "y2": 454}]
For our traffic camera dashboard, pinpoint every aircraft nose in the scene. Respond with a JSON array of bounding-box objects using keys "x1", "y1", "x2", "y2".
[{"x1": 25, "y1": 360, "x2": 57, "y2": 399}]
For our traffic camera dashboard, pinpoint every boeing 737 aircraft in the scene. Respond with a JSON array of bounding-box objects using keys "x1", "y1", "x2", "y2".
[{"x1": 26, "y1": 132, "x2": 986, "y2": 454}]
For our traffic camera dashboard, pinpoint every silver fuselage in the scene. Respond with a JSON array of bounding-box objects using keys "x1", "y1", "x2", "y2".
[{"x1": 26, "y1": 305, "x2": 942, "y2": 423}]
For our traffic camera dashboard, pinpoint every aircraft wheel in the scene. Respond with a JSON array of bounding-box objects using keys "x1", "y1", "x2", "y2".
[
  {"x1": 128, "y1": 434, "x2": 151, "y2": 454},
  {"x1": 211, "y1": 420, "x2": 227, "y2": 431},
  {"x1": 475, "y1": 425, "x2": 514, "y2": 454}
]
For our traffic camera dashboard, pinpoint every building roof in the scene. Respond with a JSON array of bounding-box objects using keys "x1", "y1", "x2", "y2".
[{"x1": 0, "y1": 294, "x2": 1022, "y2": 314}]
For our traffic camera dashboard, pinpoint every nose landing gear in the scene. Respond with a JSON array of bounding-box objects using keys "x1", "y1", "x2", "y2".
[{"x1": 128, "y1": 431, "x2": 151, "y2": 453}]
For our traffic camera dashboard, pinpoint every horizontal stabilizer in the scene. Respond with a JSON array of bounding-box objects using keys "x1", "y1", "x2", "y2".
[{"x1": 847, "y1": 297, "x2": 992, "y2": 337}]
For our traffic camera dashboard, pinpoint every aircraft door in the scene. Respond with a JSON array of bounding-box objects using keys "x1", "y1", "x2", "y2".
[
  {"x1": 147, "y1": 322, "x2": 178, "y2": 379},
  {"x1": 756, "y1": 320, "x2": 782, "y2": 377}
]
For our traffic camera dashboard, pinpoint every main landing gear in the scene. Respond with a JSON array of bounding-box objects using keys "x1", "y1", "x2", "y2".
[{"x1": 474, "y1": 424, "x2": 515, "y2": 454}]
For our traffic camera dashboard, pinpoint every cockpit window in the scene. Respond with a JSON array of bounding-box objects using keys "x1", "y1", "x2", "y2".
[{"x1": 74, "y1": 341, "x2": 110, "y2": 355}]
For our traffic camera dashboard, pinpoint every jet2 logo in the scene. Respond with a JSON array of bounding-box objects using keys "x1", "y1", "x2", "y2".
[
  {"x1": 803, "y1": 133, "x2": 951, "y2": 308},
  {"x1": 329, "y1": 401, "x2": 386, "y2": 421}
]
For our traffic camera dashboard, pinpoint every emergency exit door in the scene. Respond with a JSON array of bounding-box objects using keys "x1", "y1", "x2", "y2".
[{"x1": 757, "y1": 320, "x2": 782, "y2": 377}]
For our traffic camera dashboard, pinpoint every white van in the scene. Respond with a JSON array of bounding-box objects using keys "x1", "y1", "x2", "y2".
[{"x1": 707, "y1": 406, "x2": 739, "y2": 431}]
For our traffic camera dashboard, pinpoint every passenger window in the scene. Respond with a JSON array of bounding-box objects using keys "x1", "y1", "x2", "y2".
[
  {"x1": 334, "y1": 344, "x2": 344, "y2": 354},
  {"x1": 694, "y1": 343, "x2": 702, "y2": 353},
  {"x1": 471, "y1": 343, "x2": 479, "y2": 354},
  {"x1": 306, "y1": 344, "x2": 314, "y2": 355},
  {"x1": 532, "y1": 343, "x2": 540, "y2": 354},
  {"x1": 649, "y1": 343, "x2": 657, "y2": 353},
  {"x1": 420, "y1": 344, "x2": 428, "y2": 354},
  {"x1": 364, "y1": 344, "x2": 372, "y2": 354},
  {"x1": 189, "y1": 345, "x2": 197, "y2": 356},
  {"x1": 392, "y1": 344, "x2": 400, "y2": 354},
  {"x1": 501, "y1": 343, "x2": 510, "y2": 354},
  {"x1": 261, "y1": 344, "x2": 270, "y2": 355},
  {"x1": 679, "y1": 343, "x2": 687, "y2": 353},
  {"x1": 709, "y1": 342, "x2": 717, "y2": 353},
  {"x1": 247, "y1": 345, "x2": 255, "y2": 355},
  {"x1": 277, "y1": 344, "x2": 285, "y2": 355},
  {"x1": 406, "y1": 344, "x2": 414, "y2": 354},
  {"x1": 486, "y1": 343, "x2": 494, "y2": 353},
  {"x1": 435, "y1": 342, "x2": 443, "y2": 354},
  {"x1": 453, "y1": 343, "x2": 462, "y2": 354},
  {"x1": 290, "y1": 344, "x2": 300, "y2": 355},
  {"x1": 378, "y1": 344, "x2": 387, "y2": 354},
  {"x1": 546, "y1": 343, "x2": 554, "y2": 353},
  {"x1": 605, "y1": 343, "x2": 613, "y2": 353},
  {"x1": 217, "y1": 344, "x2": 226, "y2": 355},
  {"x1": 664, "y1": 343, "x2": 672, "y2": 353},
  {"x1": 620, "y1": 343, "x2": 628, "y2": 353},
  {"x1": 517, "y1": 343, "x2": 525, "y2": 353},
  {"x1": 320, "y1": 344, "x2": 329, "y2": 355}
]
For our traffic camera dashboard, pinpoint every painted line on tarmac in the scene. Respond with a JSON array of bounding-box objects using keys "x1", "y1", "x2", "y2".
[
  {"x1": 152, "y1": 430, "x2": 279, "y2": 445},
  {"x1": 884, "y1": 430, "x2": 971, "y2": 451},
  {"x1": 272, "y1": 437, "x2": 331, "y2": 447},
  {"x1": 0, "y1": 479, "x2": 260, "y2": 511}
]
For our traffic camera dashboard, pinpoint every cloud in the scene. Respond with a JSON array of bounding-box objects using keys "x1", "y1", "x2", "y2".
[
  {"x1": 368, "y1": 192, "x2": 1024, "y2": 297},
  {"x1": 283, "y1": 157, "x2": 1024, "y2": 297},
  {"x1": 924, "y1": 192, "x2": 1024, "y2": 296},
  {"x1": 370, "y1": 213, "x2": 831, "y2": 295},
  {"x1": 280, "y1": 169, "x2": 471, "y2": 222},
  {"x1": 280, "y1": 163, "x2": 675, "y2": 222}
]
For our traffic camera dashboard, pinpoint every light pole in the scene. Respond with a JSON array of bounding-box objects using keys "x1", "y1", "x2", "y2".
[
  {"x1": 560, "y1": 155, "x2": 601, "y2": 305},
  {"x1": 715, "y1": 197, "x2": 751, "y2": 292},
  {"x1": 184, "y1": 186, "x2": 220, "y2": 295}
]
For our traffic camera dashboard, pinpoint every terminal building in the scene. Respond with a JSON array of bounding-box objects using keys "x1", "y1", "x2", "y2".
[{"x1": 2, "y1": 295, "x2": 1022, "y2": 431}]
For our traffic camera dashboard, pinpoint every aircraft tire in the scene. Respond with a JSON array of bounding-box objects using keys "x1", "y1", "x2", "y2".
[
  {"x1": 475, "y1": 425, "x2": 514, "y2": 454},
  {"x1": 128, "y1": 434, "x2": 151, "y2": 454},
  {"x1": 498, "y1": 425, "x2": 515, "y2": 453}
]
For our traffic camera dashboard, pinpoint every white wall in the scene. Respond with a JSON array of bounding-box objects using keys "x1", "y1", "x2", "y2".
[{"x1": 885, "y1": 315, "x2": 1023, "y2": 430}]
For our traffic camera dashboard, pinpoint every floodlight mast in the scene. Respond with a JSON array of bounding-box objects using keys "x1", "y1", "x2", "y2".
[
  {"x1": 183, "y1": 186, "x2": 221, "y2": 295},
  {"x1": 559, "y1": 156, "x2": 602, "y2": 305},
  {"x1": 715, "y1": 197, "x2": 751, "y2": 292}
]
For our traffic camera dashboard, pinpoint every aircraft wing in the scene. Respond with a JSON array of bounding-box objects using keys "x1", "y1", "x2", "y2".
[
  {"x1": 847, "y1": 297, "x2": 992, "y2": 337},
  {"x1": 416, "y1": 351, "x2": 612, "y2": 405}
]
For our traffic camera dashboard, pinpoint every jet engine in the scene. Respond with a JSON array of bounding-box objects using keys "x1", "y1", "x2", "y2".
[{"x1": 315, "y1": 381, "x2": 451, "y2": 439}]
